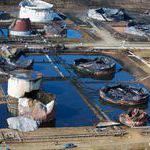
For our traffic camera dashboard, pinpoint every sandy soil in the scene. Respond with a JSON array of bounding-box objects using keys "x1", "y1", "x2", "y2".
[{"x1": 1, "y1": 127, "x2": 149, "y2": 150}]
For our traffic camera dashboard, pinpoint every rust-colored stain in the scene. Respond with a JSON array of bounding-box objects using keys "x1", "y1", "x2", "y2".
[{"x1": 11, "y1": 18, "x2": 32, "y2": 31}]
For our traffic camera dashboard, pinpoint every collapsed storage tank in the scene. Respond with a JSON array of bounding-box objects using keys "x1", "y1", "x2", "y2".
[
  {"x1": 9, "y1": 18, "x2": 32, "y2": 36},
  {"x1": 19, "y1": 0, "x2": 61, "y2": 23},
  {"x1": 88, "y1": 8, "x2": 131, "y2": 22},
  {"x1": 119, "y1": 108, "x2": 148, "y2": 127},
  {"x1": 8, "y1": 70, "x2": 42, "y2": 98},
  {"x1": 7, "y1": 90, "x2": 55, "y2": 121},
  {"x1": 73, "y1": 57, "x2": 116, "y2": 79},
  {"x1": 99, "y1": 85, "x2": 149, "y2": 106},
  {"x1": 0, "y1": 56, "x2": 33, "y2": 75}
]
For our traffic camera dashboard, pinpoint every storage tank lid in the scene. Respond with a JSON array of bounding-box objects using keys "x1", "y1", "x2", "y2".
[{"x1": 10, "y1": 70, "x2": 42, "y2": 81}]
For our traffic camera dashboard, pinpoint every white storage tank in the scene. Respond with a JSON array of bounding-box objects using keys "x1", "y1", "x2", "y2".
[
  {"x1": 8, "y1": 70, "x2": 42, "y2": 98},
  {"x1": 19, "y1": 0, "x2": 61, "y2": 23}
]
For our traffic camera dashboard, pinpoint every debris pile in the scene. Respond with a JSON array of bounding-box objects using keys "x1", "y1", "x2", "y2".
[
  {"x1": 0, "y1": 57, "x2": 33, "y2": 75},
  {"x1": 0, "y1": 45, "x2": 32, "y2": 75},
  {"x1": 44, "y1": 20, "x2": 67, "y2": 37},
  {"x1": 125, "y1": 22, "x2": 150, "y2": 37},
  {"x1": 0, "y1": 57, "x2": 32, "y2": 75},
  {"x1": 0, "y1": 45, "x2": 21, "y2": 59},
  {"x1": 88, "y1": 8, "x2": 131, "y2": 22}
]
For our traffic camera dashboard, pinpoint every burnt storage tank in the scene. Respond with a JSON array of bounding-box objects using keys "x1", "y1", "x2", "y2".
[
  {"x1": 73, "y1": 57, "x2": 116, "y2": 80},
  {"x1": 8, "y1": 70, "x2": 42, "y2": 98},
  {"x1": 19, "y1": 0, "x2": 62, "y2": 23},
  {"x1": 99, "y1": 85, "x2": 149, "y2": 106},
  {"x1": 9, "y1": 18, "x2": 32, "y2": 36}
]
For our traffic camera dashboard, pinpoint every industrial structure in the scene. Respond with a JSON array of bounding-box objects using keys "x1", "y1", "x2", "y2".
[
  {"x1": 19, "y1": 0, "x2": 61, "y2": 23},
  {"x1": 8, "y1": 70, "x2": 42, "y2": 98},
  {"x1": 0, "y1": 0, "x2": 150, "y2": 149},
  {"x1": 9, "y1": 18, "x2": 32, "y2": 36}
]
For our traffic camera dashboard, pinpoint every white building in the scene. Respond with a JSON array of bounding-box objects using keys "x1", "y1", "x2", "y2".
[{"x1": 19, "y1": 0, "x2": 61, "y2": 23}]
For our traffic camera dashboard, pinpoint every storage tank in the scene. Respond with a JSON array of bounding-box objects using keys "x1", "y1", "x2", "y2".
[
  {"x1": 9, "y1": 18, "x2": 32, "y2": 36},
  {"x1": 19, "y1": 0, "x2": 61, "y2": 23},
  {"x1": 8, "y1": 70, "x2": 42, "y2": 98}
]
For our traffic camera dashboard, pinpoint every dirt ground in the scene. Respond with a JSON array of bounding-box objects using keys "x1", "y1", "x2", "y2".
[{"x1": 2, "y1": 127, "x2": 150, "y2": 150}]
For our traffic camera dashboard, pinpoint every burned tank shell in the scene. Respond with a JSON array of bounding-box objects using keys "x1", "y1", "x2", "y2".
[
  {"x1": 119, "y1": 109, "x2": 148, "y2": 127},
  {"x1": 8, "y1": 70, "x2": 42, "y2": 98},
  {"x1": 73, "y1": 57, "x2": 116, "y2": 79},
  {"x1": 7, "y1": 90, "x2": 56, "y2": 121},
  {"x1": 99, "y1": 85, "x2": 149, "y2": 106}
]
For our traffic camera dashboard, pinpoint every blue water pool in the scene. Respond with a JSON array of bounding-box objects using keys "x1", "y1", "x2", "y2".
[
  {"x1": 0, "y1": 28, "x2": 9, "y2": 39},
  {"x1": 1, "y1": 53, "x2": 149, "y2": 128},
  {"x1": 67, "y1": 29, "x2": 82, "y2": 38}
]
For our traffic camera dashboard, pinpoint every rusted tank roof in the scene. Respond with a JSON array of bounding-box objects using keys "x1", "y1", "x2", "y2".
[{"x1": 10, "y1": 18, "x2": 31, "y2": 32}]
